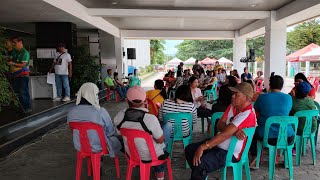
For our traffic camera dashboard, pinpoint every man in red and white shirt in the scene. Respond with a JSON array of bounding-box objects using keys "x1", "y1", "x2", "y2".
[{"x1": 185, "y1": 83, "x2": 256, "y2": 180}]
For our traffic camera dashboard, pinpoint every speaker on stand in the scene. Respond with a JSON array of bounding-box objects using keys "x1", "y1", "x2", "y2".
[{"x1": 127, "y1": 48, "x2": 136, "y2": 68}]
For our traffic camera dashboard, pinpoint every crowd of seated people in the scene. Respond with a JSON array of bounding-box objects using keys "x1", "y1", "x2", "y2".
[{"x1": 68, "y1": 60, "x2": 320, "y2": 180}]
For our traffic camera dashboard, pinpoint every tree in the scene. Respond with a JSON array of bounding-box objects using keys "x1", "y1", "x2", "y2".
[
  {"x1": 287, "y1": 19, "x2": 320, "y2": 52},
  {"x1": 175, "y1": 40, "x2": 233, "y2": 61},
  {"x1": 150, "y1": 40, "x2": 166, "y2": 65},
  {"x1": 0, "y1": 28, "x2": 18, "y2": 111}
]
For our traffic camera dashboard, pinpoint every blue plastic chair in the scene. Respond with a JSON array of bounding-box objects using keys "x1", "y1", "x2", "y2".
[
  {"x1": 255, "y1": 116, "x2": 298, "y2": 180},
  {"x1": 209, "y1": 112, "x2": 224, "y2": 137},
  {"x1": 313, "y1": 101, "x2": 320, "y2": 149},
  {"x1": 164, "y1": 112, "x2": 193, "y2": 168},
  {"x1": 204, "y1": 81, "x2": 218, "y2": 101},
  {"x1": 206, "y1": 127, "x2": 256, "y2": 180},
  {"x1": 294, "y1": 110, "x2": 318, "y2": 166}
]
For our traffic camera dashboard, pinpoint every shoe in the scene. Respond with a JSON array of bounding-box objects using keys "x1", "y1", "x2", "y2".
[
  {"x1": 52, "y1": 97, "x2": 62, "y2": 101},
  {"x1": 155, "y1": 172, "x2": 164, "y2": 180},
  {"x1": 62, "y1": 96, "x2": 71, "y2": 102},
  {"x1": 292, "y1": 148, "x2": 296, "y2": 156},
  {"x1": 249, "y1": 157, "x2": 259, "y2": 170}
]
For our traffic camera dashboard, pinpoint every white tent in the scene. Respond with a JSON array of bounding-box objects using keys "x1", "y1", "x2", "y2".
[
  {"x1": 184, "y1": 57, "x2": 197, "y2": 65},
  {"x1": 217, "y1": 57, "x2": 233, "y2": 64},
  {"x1": 300, "y1": 47, "x2": 320, "y2": 61},
  {"x1": 167, "y1": 57, "x2": 183, "y2": 65}
]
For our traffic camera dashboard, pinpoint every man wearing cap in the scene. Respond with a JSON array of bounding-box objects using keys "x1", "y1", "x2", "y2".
[
  {"x1": 114, "y1": 86, "x2": 172, "y2": 180},
  {"x1": 249, "y1": 75, "x2": 293, "y2": 168},
  {"x1": 49, "y1": 43, "x2": 72, "y2": 102},
  {"x1": 185, "y1": 83, "x2": 256, "y2": 180}
]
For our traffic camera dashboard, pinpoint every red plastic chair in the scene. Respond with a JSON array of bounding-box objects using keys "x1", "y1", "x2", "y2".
[
  {"x1": 69, "y1": 122, "x2": 120, "y2": 180},
  {"x1": 105, "y1": 88, "x2": 120, "y2": 102},
  {"x1": 255, "y1": 79, "x2": 264, "y2": 92},
  {"x1": 146, "y1": 98, "x2": 159, "y2": 116},
  {"x1": 120, "y1": 128, "x2": 173, "y2": 180},
  {"x1": 313, "y1": 77, "x2": 319, "y2": 91}
]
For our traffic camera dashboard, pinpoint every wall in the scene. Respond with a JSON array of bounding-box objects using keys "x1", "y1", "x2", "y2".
[{"x1": 124, "y1": 39, "x2": 150, "y2": 69}]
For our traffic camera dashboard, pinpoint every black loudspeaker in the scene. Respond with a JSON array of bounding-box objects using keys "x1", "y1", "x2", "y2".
[
  {"x1": 249, "y1": 49, "x2": 255, "y2": 62},
  {"x1": 127, "y1": 48, "x2": 136, "y2": 59}
]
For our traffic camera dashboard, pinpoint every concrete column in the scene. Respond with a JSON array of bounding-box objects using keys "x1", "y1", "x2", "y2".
[
  {"x1": 233, "y1": 31, "x2": 247, "y2": 73},
  {"x1": 306, "y1": 61, "x2": 310, "y2": 77},
  {"x1": 263, "y1": 11, "x2": 287, "y2": 89},
  {"x1": 114, "y1": 37, "x2": 126, "y2": 79},
  {"x1": 254, "y1": 61, "x2": 258, "y2": 77}
]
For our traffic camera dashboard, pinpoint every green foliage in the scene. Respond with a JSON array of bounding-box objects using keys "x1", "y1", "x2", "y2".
[
  {"x1": 70, "y1": 45, "x2": 102, "y2": 94},
  {"x1": 247, "y1": 36, "x2": 265, "y2": 62},
  {"x1": 138, "y1": 65, "x2": 154, "y2": 76},
  {"x1": 175, "y1": 40, "x2": 233, "y2": 60},
  {"x1": 0, "y1": 28, "x2": 18, "y2": 112},
  {"x1": 150, "y1": 40, "x2": 166, "y2": 65},
  {"x1": 287, "y1": 20, "x2": 320, "y2": 52}
]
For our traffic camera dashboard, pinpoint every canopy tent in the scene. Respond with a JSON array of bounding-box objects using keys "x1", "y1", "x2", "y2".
[
  {"x1": 217, "y1": 57, "x2": 233, "y2": 64},
  {"x1": 167, "y1": 57, "x2": 182, "y2": 65},
  {"x1": 300, "y1": 47, "x2": 320, "y2": 61},
  {"x1": 286, "y1": 43, "x2": 319, "y2": 62},
  {"x1": 200, "y1": 57, "x2": 217, "y2": 65},
  {"x1": 184, "y1": 57, "x2": 197, "y2": 65}
]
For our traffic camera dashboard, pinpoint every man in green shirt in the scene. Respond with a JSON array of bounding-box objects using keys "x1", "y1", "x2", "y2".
[
  {"x1": 104, "y1": 69, "x2": 126, "y2": 100},
  {"x1": 7, "y1": 37, "x2": 31, "y2": 113}
]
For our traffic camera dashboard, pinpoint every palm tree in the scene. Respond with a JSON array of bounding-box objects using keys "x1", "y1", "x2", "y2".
[{"x1": 150, "y1": 40, "x2": 166, "y2": 65}]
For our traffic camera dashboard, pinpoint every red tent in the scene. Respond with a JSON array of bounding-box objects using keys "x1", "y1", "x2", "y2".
[
  {"x1": 286, "y1": 43, "x2": 319, "y2": 62},
  {"x1": 200, "y1": 57, "x2": 217, "y2": 65}
]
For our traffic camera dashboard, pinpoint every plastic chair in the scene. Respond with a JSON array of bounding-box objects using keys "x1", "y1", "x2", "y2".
[
  {"x1": 294, "y1": 110, "x2": 318, "y2": 166},
  {"x1": 313, "y1": 101, "x2": 320, "y2": 148},
  {"x1": 209, "y1": 112, "x2": 224, "y2": 137},
  {"x1": 204, "y1": 81, "x2": 218, "y2": 101},
  {"x1": 120, "y1": 128, "x2": 173, "y2": 180},
  {"x1": 255, "y1": 79, "x2": 264, "y2": 92},
  {"x1": 164, "y1": 113, "x2": 193, "y2": 168},
  {"x1": 105, "y1": 88, "x2": 120, "y2": 102},
  {"x1": 146, "y1": 98, "x2": 159, "y2": 116},
  {"x1": 255, "y1": 116, "x2": 298, "y2": 180},
  {"x1": 69, "y1": 122, "x2": 120, "y2": 180},
  {"x1": 206, "y1": 127, "x2": 256, "y2": 180}
]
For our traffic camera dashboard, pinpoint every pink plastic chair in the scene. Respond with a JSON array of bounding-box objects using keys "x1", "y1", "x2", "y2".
[
  {"x1": 146, "y1": 98, "x2": 159, "y2": 116},
  {"x1": 255, "y1": 79, "x2": 264, "y2": 92},
  {"x1": 120, "y1": 128, "x2": 173, "y2": 180},
  {"x1": 69, "y1": 122, "x2": 120, "y2": 180},
  {"x1": 313, "y1": 77, "x2": 319, "y2": 91},
  {"x1": 105, "y1": 88, "x2": 120, "y2": 102}
]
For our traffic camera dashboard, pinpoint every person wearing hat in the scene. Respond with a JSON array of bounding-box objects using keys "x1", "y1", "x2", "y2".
[
  {"x1": 185, "y1": 83, "x2": 256, "y2": 180},
  {"x1": 114, "y1": 86, "x2": 173, "y2": 180},
  {"x1": 249, "y1": 75, "x2": 294, "y2": 168},
  {"x1": 49, "y1": 43, "x2": 72, "y2": 102},
  {"x1": 290, "y1": 81, "x2": 317, "y2": 136},
  {"x1": 67, "y1": 83, "x2": 122, "y2": 157}
]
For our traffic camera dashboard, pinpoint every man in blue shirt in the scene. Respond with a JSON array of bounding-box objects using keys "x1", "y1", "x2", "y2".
[
  {"x1": 249, "y1": 75, "x2": 294, "y2": 168},
  {"x1": 241, "y1": 67, "x2": 252, "y2": 82}
]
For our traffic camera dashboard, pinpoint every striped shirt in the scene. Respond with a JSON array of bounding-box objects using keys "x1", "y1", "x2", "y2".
[{"x1": 158, "y1": 100, "x2": 197, "y2": 137}]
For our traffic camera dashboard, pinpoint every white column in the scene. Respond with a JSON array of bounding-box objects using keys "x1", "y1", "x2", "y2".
[
  {"x1": 254, "y1": 61, "x2": 257, "y2": 77},
  {"x1": 264, "y1": 11, "x2": 287, "y2": 89},
  {"x1": 233, "y1": 31, "x2": 247, "y2": 73},
  {"x1": 306, "y1": 61, "x2": 310, "y2": 77},
  {"x1": 114, "y1": 37, "x2": 126, "y2": 79},
  {"x1": 287, "y1": 61, "x2": 291, "y2": 77}
]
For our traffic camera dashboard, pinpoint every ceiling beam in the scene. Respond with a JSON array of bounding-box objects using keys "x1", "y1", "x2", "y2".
[
  {"x1": 43, "y1": 0, "x2": 120, "y2": 37},
  {"x1": 88, "y1": 8, "x2": 270, "y2": 20},
  {"x1": 239, "y1": 19, "x2": 266, "y2": 38},
  {"x1": 121, "y1": 30, "x2": 235, "y2": 40},
  {"x1": 276, "y1": 0, "x2": 320, "y2": 25}
]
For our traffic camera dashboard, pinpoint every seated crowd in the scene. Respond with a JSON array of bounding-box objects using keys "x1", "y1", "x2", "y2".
[{"x1": 68, "y1": 61, "x2": 319, "y2": 180}]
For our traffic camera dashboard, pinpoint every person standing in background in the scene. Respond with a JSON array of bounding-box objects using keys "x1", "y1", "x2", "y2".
[
  {"x1": 241, "y1": 67, "x2": 252, "y2": 82},
  {"x1": 49, "y1": 43, "x2": 72, "y2": 102},
  {"x1": 177, "y1": 62, "x2": 184, "y2": 76},
  {"x1": 192, "y1": 60, "x2": 202, "y2": 74},
  {"x1": 6, "y1": 37, "x2": 32, "y2": 113}
]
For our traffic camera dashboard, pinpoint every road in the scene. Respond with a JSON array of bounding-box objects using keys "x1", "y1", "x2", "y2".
[{"x1": 141, "y1": 72, "x2": 165, "y2": 91}]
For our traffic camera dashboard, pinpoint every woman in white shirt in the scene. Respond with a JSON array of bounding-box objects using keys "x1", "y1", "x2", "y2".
[{"x1": 189, "y1": 76, "x2": 213, "y2": 131}]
